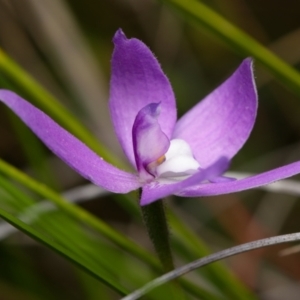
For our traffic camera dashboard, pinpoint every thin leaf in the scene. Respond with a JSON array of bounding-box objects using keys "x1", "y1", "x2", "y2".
[
  {"x1": 0, "y1": 206, "x2": 128, "y2": 295},
  {"x1": 0, "y1": 175, "x2": 149, "y2": 297},
  {"x1": 0, "y1": 175, "x2": 133, "y2": 291},
  {"x1": 161, "y1": 0, "x2": 300, "y2": 97},
  {"x1": 122, "y1": 232, "x2": 300, "y2": 300},
  {"x1": 168, "y1": 210, "x2": 256, "y2": 299},
  {"x1": 0, "y1": 158, "x2": 159, "y2": 269}
]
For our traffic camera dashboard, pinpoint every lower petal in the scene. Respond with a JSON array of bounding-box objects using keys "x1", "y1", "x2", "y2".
[
  {"x1": 178, "y1": 161, "x2": 300, "y2": 197},
  {"x1": 140, "y1": 157, "x2": 229, "y2": 205},
  {"x1": 0, "y1": 90, "x2": 141, "y2": 193}
]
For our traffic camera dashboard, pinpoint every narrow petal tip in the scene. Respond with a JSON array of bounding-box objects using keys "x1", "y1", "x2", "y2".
[
  {"x1": 243, "y1": 57, "x2": 253, "y2": 65},
  {"x1": 242, "y1": 57, "x2": 258, "y2": 101},
  {"x1": 240, "y1": 57, "x2": 255, "y2": 80},
  {"x1": 113, "y1": 28, "x2": 127, "y2": 45}
]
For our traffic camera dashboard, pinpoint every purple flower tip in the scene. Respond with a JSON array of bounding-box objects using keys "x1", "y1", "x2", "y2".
[
  {"x1": 113, "y1": 28, "x2": 127, "y2": 44},
  {"x1": 241, "y1": 58, "x2": 254, "y2": 73}
]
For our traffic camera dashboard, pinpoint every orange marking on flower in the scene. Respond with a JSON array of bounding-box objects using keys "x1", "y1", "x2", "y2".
[{"x1": 156, "y1": 155, "x2": 166, "y2": 165}]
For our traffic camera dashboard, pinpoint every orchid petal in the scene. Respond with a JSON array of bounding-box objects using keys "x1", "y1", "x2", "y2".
[
  {"x1": 0, "y1": 90, "x2": 141, "y2": 193},
  {"x1": 109, "y1": 29, "x2": 176, "y2": 167},
  {"x1": 132, "y1": 103, "x2": 170, "y2": 180},
  {"x1": 140, "y1": 157, "x2": 229, "y2": 205},
  {"x1": 178, "y1": 161, "x2": 300, "y2": 197},
  {"x1": 173, "y1": 58, "x2": 257, "y2": 167}
]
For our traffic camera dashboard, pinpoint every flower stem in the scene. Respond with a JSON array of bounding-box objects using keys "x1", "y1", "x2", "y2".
[
  {"x1": 140, "y1": 195, "x2": 174, "y2": 272},
  {"x1": 140, "y1": 196, "x2": 187, "y2": 299}
]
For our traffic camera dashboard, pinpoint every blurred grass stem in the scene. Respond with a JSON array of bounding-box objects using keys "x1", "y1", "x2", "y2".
[{"x1": 162, "y1": 0, "x2": 300, "y2": 97}]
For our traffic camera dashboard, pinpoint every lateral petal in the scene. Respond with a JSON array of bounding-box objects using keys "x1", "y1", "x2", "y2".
[
  {"x1": 178, "y1": 161, "x2": 300, "y2": 197},
  {"x1": 0, "y1": 90, "x2": 140, "y2": 193},
  {"x1": 173, "y1": 59, "x2": 257, "y2": 167}
]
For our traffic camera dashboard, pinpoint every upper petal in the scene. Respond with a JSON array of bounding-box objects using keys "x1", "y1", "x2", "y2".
[
  {"x1": 173, "y1": 58, "x2": 257, "y2": 167},
  {"x1": 0, "y1": 90, "x2": 140, "y2": 193},
  {"x1": 140, "y1": 157, "x2": 229, "y2": 205},
  {"x1": 109, "y1": 29, "x2": 177, "y2": 167},
  {"x1": 178, "y1": 161, "x2": 300, "y2": 197},
  {"x1": 132, "y1": 103, "x2": 170, "y2": 180}
]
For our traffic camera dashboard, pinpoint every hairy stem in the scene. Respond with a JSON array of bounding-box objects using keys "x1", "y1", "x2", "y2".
[{"x1": 140, "y1": 194, "x2": 174, "y2": 272}]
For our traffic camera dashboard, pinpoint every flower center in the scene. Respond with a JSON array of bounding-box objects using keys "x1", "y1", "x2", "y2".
[{"x1": 147, "y1": 139, "x2": 200, "y2": 181}]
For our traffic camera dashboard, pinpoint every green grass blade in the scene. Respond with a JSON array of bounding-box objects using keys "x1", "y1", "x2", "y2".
[
  {"x1": 116, "y1": 195, "x2": 255, "y2": 299},
  {"x1": 0, "y1": 158, "x2": 159, "y2": 269},
  {"x1": 0, "y1": 206, "x2": 128, "y2": 295},
  {"x1": 161, "y1": 0, "x2": 300, "y2": 97},
  {"x1": 0, "y1": 170, "x2": 223, "y2": 300},
  {"x1": 0, "y1": 176, "x2": 123, "y2": 283},
  {"x1": 0, "y1": 176, "x2": 145, "y2": 296}
]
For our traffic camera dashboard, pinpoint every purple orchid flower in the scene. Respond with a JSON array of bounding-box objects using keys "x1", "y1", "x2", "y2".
[{"x1": 1, "y1": 29, "x2": 300, "y2": 206}]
